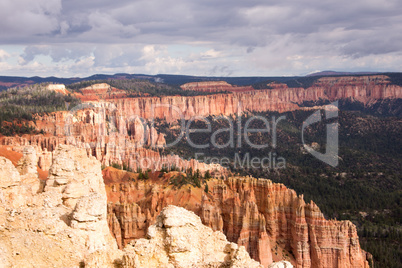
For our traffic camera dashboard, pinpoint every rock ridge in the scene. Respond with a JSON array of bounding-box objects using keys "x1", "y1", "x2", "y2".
[{"x1": 106, "y1": 174, "x2": 370, "y2": 268}]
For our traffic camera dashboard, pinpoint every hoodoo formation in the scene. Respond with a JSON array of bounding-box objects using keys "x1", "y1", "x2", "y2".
[
  {"x1": 1, "y1": 75, "x2": 401, "y2": 172},
  {"x1": 105, "y1": 170, "x2": 370, "y2": 268},
  {"x1": 1, "y1": 0, "x2": 401, "y2": 263},
  {"x1": 0, "y1": 145, "x2": 278, "y2": 267},
  {"x1": 0, "y1": 74, "x2": 399, "y2": 267},
  {"x1": 0, "y1": 145, "x2": 369, "y2": 267}
]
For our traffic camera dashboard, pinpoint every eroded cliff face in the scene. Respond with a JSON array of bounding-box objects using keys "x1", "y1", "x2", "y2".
[
  {"x1": 0, "y1": 136, "x2": 226, "y2": 178},
  {"x1": 108, "y1": 76, "x2": 401, "y2": 122},
  {"x1": 112, "y1": 91, "x2": 300, "y2": 122},
  {"x1": 0, "y1": 98, "x2": 225, "y2": 175},
  {"x1": 33, "y1": 102, "x2": 166, "y2": 148},
  {"x1": 179, "y1": 76, "x2": 402, "y2": 100},
  {"x1": 1, "y1": 145, "x2": 266, "y2": 267},
  {"x1": 106, "y1": 172, "x2": 370, "y2": 268},
  {"x1": 2, "y1": 75, "x2": 399, "y2": 172},
  {"x1": 0, "y1": 145, "x2": 120, "y2": 267},
  {"x1": 46, "y1": 84, "x2": 70, "y2": 95},
  {"x1": 312, "y1": 75, "x2": 401, "y2": 102}
]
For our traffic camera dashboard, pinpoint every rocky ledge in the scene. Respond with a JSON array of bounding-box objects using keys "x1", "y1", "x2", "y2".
[
  {"x1": 122, "y1": 205, "x2": 266, "y2": 268},
  {"x1": 0, "y1": 145, "x2": 270, "y2": 267},
  {"x1": 0, "y1": 145, "x2": 119, "y2": 267}
]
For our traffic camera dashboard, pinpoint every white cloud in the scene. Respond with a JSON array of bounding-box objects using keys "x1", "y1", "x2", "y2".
[
  {"x1": 0, "y1": 49, "x2": 11, "y2": 61},
  {"x1": 0, "y1": 0, "x2": 401, "y2": 76}
]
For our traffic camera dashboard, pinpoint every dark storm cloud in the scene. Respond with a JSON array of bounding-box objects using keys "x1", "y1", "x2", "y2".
[
  {"x1": 1, "y1": 1, "x2": 400, "y2": 38},
  {"x1": 0, "y1": 0, "x2": 401, "y2": 76},
  {"x1": 2, "y1": 0, "x2": 401, "y2": 50}
]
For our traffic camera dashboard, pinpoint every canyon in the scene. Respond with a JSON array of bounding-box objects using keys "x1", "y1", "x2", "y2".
[
  {"x1": 0, "y1": 75, "x2": 399, "y2": 267},
  {"x1": 1, "y1": 75, "x2": 400, "y2": 173},
  {"x1": 0, "y1": 144, "x2": 369, "y2": 267},
  {"x1": 105, "y1": 168, "x2": 370, "y2": 268},
  {"x1": 0, "y1": 144, "x2": 281, "y2": 267}
]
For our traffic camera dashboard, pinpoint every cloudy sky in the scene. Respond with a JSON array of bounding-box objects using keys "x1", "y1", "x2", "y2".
[{"x1": 0, "y1": 0, "x2": 401, "y2": 77}]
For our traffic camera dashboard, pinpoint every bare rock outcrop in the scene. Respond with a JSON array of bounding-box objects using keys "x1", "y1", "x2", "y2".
[
  {"x1": 0, "y1": 157, "x2": 21, "y2": 189},
  {"x1": 16, "y1": 146, "x2": 37, "y2": 177},
  {"x1": 113, "y1": 75, "x2": 401, "y2": 122},
  {"x1": 1, "y1": 149, "x2": 270, "y2": 268},
  {"x1": 46, "y1": 83, "x2": 69, "y2": 95},
  {"x1": 0, "y1": 145, "x2": 119, "y2": 267},
  {"x1": 269, "y1": 261, "x2": 293, "y2": 268},
  {"x1": 78, "y1": 83, "x2": 127, "y2": 101},
  {"x1": 121, "y1": 205, "x2": 263, "y2": 268},
  {"x1": 106, "y1": 174, "x2": 370, "y2": 268}
]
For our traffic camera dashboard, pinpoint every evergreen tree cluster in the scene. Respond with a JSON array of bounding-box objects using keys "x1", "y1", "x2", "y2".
[
  {"x1": 0, "y1": 83, "x2": 81, "y2": 135},
  {"x1": 169, "y1": 168, "x2": 211, "y2": 189},
  {"x1": 66, "y1": 78, "x2": 228, "y2": 97}
]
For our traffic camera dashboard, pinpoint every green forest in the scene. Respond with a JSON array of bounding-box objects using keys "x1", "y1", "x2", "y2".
[
  {"x1": 67, "y1": 79, "x2": 229, "y2": 97},
  {"x1": 0, "y1": 83, "x2": 81, "y2": 135},
  {"x1": 157, "y1": 107, "x2": 402, "y2": 268}
]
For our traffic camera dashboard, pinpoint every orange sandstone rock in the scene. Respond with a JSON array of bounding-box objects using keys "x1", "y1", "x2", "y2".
[{"x1": 105, "y1": 174, "x2": 369, "y2": 268}]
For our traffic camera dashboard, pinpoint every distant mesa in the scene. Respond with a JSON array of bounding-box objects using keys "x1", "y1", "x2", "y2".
[{"x1": 181, "y1": 81, "x2": 254, "y2": 93}]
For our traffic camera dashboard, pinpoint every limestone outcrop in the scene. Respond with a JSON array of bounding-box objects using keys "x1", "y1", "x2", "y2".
[
  {"x1": 16, "y1": 146, "x2": 37, "y2": 177},
  {"x1": 269, "y1": 261, "x2": 294, "y2": 268},
  {"x1": 0, "y1": 157, "x2": 21, "y2": 189},
  {"x1": 0, "y1": 145, "x2": 119, "y2": 267},
  {"x1": 106, "y1": 174, "x2": 370, "y2": 268},
  {"x1": 0, "y1": 98, "x2": 228, "y2": 174},
  {"x1": 46, "y1": 84, "x2": 69, "y2": 95},
  {"x1": 0, "y1": 148, "x2": 269, "y2": 268},
  {"x1": 121, "y1": 205, "x2": 263, "y2": 268}
]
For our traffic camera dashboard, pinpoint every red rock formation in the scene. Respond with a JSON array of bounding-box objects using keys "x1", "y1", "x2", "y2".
[
  {"x1": 111, "y1": 91, "x2": 299, "y2": 122},
  {"x1": 266, "y1": 75, "x2": 401, "y2": 103},
  {"x1": 313, "y1": 75, "x2": 402, "y2": 103},
  {"x1": 0, "y1": 135, "x2": 226, "y2": 176},
  {"x1": 109, "y1": 76, "x2": 401, "y2": 122},
  {"x1": 2, "y1": 75, "x2": 399, "y2": 174},
  {"x1": 76, "y1": 83, "x2": 128, "y2": 101},
  {"x1": 105, "y1": 173, "x2": 369, "y2": 268}
]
